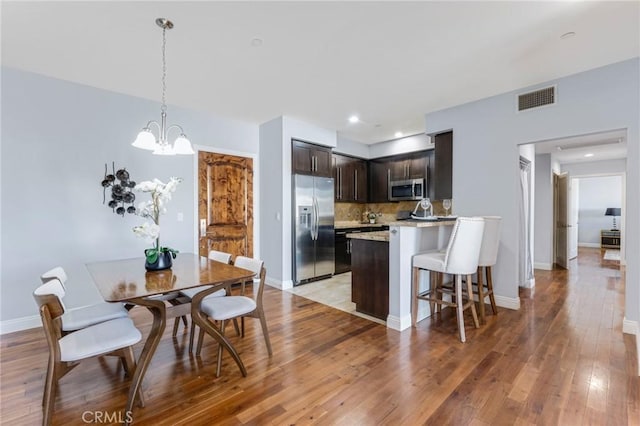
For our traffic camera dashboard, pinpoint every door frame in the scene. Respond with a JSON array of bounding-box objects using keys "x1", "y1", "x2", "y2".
[
  {"x1": 192, "y1": 144, "x2": 259, "y2": 260},
  {"x1": 553, "y1": 172, "x2": 569, "y2": 269}
]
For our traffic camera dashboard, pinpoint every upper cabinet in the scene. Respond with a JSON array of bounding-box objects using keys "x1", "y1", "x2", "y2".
[
  {"x1": 433, "y1": 131, "x2": 453, "y2": 200},
  {"x1": 369, "y1": 151, "x2": 429, "y2": 202},
  {"x1": 333, "y1": 153, "x2": 367, "y2": 203},
  {"x1": 292, "y1": 139, "x2": 333, "y2": 177}
]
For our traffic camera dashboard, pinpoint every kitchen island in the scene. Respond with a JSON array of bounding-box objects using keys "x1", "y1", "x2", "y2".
[
  {"x1": 387, "y1": 219, "x2": 456, "y2": 331},
  {"x1": 345, "y1": 219, "x2": 456, "y2": 331}
]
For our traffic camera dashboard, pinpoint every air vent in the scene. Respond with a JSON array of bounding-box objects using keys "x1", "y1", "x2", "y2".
[{"x1": 518, "y1": 86, "x2": 555, "y2": 111}]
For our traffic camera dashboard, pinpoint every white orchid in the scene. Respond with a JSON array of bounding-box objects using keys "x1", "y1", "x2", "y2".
[{"x1": 132, "y1": 177, "x2": 183, "y2": 259}]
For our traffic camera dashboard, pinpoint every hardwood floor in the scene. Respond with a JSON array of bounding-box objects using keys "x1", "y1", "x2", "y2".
[{"x1": 1, "y1": 248, "x2": 638, "y2": 425}]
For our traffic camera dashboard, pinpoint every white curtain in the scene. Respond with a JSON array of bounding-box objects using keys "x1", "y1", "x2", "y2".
[{"x1": 519, "y1": 158, "x2": 534, "y2": 286}]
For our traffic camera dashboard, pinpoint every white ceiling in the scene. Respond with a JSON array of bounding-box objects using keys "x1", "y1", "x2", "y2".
[
  {"x1": 530, "y1": 129, "x2": 627, "y2": 165},
  {"x1": 2, "y1": 1, "x2": 639, "y2": 144}
]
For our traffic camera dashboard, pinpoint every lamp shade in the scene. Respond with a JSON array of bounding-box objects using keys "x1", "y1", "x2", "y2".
[
  {"x1": 605, "y1": 208, "x2": 621, "y2": 216},
  {"x1": 173, "y1": 135, "x2": 195, "y2": 155},
  {"x1": 132, "y1": 130, "x2": 157, "y2": 150}
]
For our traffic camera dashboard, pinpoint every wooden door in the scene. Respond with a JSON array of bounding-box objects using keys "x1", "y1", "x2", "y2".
[
  {"x1": 554, "y1": 173, "x2": 569, "y2": 269},
  {"x1": 434, "y1": 131, "x2": 453, "y2": 200},
  {"x1": 198, "y1": 151, "x2": 253, "y2": 258}
]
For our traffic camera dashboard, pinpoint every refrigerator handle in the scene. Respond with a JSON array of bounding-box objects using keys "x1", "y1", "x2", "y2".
[
  {"x1": 311, "y1": 196, "x2": 318, "y2": 240},
  {"x1": 314, "y1": 196, "x2": 320, "y2": 240}
]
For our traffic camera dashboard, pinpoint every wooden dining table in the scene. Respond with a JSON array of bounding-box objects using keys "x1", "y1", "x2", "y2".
[{"x1": 86, "y1": 253, "x2": 255, "y2": 424}]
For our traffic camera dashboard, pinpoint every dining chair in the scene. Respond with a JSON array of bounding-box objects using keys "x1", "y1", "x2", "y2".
[
  {"x1": 40, "y1": 266, "x2": 129, "y2": 332},
  {"x1": 33, "y1": 279, "x2": 144, "y2": 426},
  {"x1": 172, "y1": 250, "x2": 233, "y2": 352},
  {"x1": 411, "y1": 217, "x2": 485, "y2": 342},
  {"x1": 195, "y1": 256, "x2": 272, "y2": 376}
]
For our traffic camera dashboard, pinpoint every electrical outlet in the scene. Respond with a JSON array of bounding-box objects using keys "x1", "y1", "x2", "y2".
[{"x1": 200, "y1": 219, "x2": 206, "y2": 235}]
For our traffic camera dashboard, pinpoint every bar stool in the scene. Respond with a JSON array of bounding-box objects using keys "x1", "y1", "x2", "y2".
[
  {"x1": 475, "y1": 216, "x2": 501, "y2": 324},
  {"x1": 411, "y1": 217, "x2": 485, "y2": 342}
]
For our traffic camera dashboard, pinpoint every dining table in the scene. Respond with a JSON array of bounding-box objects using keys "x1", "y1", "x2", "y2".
[{"x1": 86, "y1": 253, "x2": 255, "y2": 424}]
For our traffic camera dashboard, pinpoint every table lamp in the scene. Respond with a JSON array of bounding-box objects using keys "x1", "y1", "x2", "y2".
[{"x1": 605, "y1": 208, "x2": 621, "y2": 230}]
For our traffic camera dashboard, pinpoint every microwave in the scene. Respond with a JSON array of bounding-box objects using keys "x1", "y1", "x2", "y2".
[{"x1": 388, "y1": 178, "x2": 425, "y2": 201}]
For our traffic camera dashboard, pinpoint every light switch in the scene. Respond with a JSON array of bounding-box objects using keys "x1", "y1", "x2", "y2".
[
  {"x1": 200, "y1": 219, "x2": 207, "y2": 235},
  {"x1": 177, "y1": 212, "x2": 184, "y2": 222},
  {"x1": 276, "y1": 212, "x2": 281, "y2": 221}
]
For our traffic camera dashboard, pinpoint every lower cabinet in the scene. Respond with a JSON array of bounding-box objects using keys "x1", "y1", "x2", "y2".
[
  {"x1": 334, "y1": 226, "x2": 388, "y2": 274},
  {"x1": 351, "y1": 238, "x2": 389, "y2": 320}
]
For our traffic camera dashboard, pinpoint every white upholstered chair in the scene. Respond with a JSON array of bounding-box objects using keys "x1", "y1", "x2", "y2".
[
  {"x1": 195, "y1": 256, "x2": 272, "y2": 376},
  {"x1": 34, "y1": 279, "x2": 144, "y2": 426},
  {"x1": 40, "y1": 266, "x2": 129, "y2": 332},
  {"x1": 411, "y1": 217, "x2": 485, "y2": 342},
  {"x1": 474, "y1": 216, "x2": 501, "y2": 323},
  {"x1": 172, "y1": 250, "x2": 233, "y2": 352}
]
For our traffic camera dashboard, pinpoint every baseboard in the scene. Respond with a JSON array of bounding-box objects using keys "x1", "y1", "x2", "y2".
[
  {"x1": 534, "y1": 262, "x2": 552, "y2": 270},
  {"x1": 265, "y1": 276, "x2": 294, "y2": 290},
  {"x1": 622, "y1": 317, "x2": 639, "y2": 335},
  {"x1": 386, "y1": 314, "x2": 410, "y2": 332},
  {"x1": 578, "y1": 242, "x2": 600, "y2": 248},
  {"x1": 519, "y1": 278, "x2": 535, "y2": 289},
  {"x1": 0, "y1": 315, "x2": 41, "y2": 335},
  {"x1": 495, "y1": 295, "x2": 520, "y2": 310}
]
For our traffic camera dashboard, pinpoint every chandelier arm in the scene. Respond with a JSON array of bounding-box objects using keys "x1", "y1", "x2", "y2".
[
  {"x1": 165, "y1": 124, "x2": 187, "y2": 136},
  {"x1": 144, "y1": 120, "x2": 161, "y2": 132}
]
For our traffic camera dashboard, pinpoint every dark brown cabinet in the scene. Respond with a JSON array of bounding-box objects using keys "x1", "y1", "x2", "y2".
[
  {"x1": 333, "y1": 153, "x2": 367, "y2": 203},
  {"x1": 292, "y1": 139, "x2": 332, "y2": 177},
  {"x1": 368, "y1": 151, "x2": 429, "y2": 202},
  {"x1": 351, "y1": 238, "x2": 389, "y2": 320},
  {"x1": 433, "y1": 131, "x2": 452, "y2": 200}
]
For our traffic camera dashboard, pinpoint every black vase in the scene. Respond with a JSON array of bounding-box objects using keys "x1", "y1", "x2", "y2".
[{"x1": 145, "y1": 251, "x2": 173, "y2": 271}]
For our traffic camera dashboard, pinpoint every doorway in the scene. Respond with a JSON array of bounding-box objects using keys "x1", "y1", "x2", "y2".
[{"x1": 553, "y1": 172, "x2": 569, "y2": 269}]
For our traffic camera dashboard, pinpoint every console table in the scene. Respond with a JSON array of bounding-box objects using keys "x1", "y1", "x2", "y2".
[{"x1": 601, "y1": 229, "x2": 621, "y2": 249}]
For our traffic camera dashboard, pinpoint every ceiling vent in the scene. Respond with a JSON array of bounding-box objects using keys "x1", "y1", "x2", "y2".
[{"x1": 517, "y1": 86, "x2": 555, "y2": 111}]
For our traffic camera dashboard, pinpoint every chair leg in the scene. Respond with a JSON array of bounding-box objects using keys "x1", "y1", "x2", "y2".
[
  {"x1": 487, "y1": 266, "x2": 498, "y2": 315},
  {"x1": 42, "y1": 356, "x2": 56, "y2": 426},
  {"x1": 195, "y1": 327, "x2": 206, "y2": 356},
  {"x1": 215, "y1": 321, "x2": 227, "y2": 377},
  {"x1": 188, "y1": 322, "x2": 197, "y2": 353},
  {"x1": 466, "y1": 274, "x2": 479, "y2": 329},
  {"x1": 455, "y1": 274, "x2": 466, "y2": 343},
  {"x1": 232, "y1": 318, "x2": 241, "y2": 336},
  {"x1": 258, "y1": 310, "x2": 273, "y2": 356},
  {"x1": 476, "y1": 266, "x2": 486, "y2": 324},
  {"x1": 121, "y1": 346, "x2": 146, "y2": 408},
  {"x1": 172, "y1": 317, "x2": 181, "y2": 337},
  {"x1": 411, "y1": 266, "x2": 419, "y2": 327}
]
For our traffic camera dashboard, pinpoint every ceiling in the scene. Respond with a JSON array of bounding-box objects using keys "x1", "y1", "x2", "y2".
[
  {"x1": 2, "y1": 1, "x2": 639, "y2": 144},
  {"x1": 530, "y1": 129, "x2": 627, "y2": 165}
]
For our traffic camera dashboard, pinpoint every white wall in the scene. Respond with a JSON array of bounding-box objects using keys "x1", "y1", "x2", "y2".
[
  {"x1": 369, "y1": 133, "x2": 433, "y2": 159},
  {"x1": 335, "y1": 135, "x2": 370, "y2": 159},
  {"x1": 424, "y1": 59, "x2": 639, "y2": 328},
  {"x1": 0, "y1": 67, "x2": 259, "y2": 329},
  {"x1": 519, "y1": 144, "x2": 535, "y2": 287},
  {"x1": 534, "y1": 154, "x2": 554, "y2": 269},
  {"x1": 576, "y1": 176, "x2": 622, "y2": 245}
]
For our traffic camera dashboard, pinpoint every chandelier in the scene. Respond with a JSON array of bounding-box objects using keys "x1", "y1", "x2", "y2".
[{"x1": 132, "y1": 18, "x2": 194, "y2": 155}]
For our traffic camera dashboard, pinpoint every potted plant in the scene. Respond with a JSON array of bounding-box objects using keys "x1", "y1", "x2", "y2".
[
  {"x1": 367, "y1": 212, "x2": 377, "y2": 224},
  {"x1": 132, "y1": 177, "x2": 182, "y2": 271}
]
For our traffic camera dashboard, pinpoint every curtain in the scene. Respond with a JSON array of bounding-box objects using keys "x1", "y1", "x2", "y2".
[{"x1": 519, "y1": 158, "x2": 534, "y2": 286}]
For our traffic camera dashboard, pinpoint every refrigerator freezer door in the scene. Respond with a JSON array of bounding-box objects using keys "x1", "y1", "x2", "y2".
[
  {"x1": 294, "y1": 175, "x2": 315, "y2": 283},
  {"x1": 314, "y1": 177, "x2": 335, "y2": 278}
]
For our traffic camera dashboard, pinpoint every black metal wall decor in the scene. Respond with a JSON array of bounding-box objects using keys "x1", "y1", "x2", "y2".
[{"x1": 101, "y1": 162, "x2": 136, "y2": 216}]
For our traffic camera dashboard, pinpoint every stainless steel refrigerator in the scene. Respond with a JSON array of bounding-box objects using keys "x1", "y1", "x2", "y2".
[{"x1": 293, "y1": 174, "x2": 335, "y2": 285}]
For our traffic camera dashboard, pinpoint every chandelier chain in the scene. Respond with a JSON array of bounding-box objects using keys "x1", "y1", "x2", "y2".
[{"x1": 161, "y1": 26, "x2": 167, "y2": 113}]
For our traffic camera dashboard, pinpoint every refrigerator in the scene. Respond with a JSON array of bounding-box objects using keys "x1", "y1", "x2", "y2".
[{"x1": 293, "y1": 174, "x2": 335, "y2": 285}]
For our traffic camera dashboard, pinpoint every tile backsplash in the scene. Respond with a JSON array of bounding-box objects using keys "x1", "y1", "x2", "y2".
[{"x1": 335, "y1": 200, "x2": 449, "y2": 223}]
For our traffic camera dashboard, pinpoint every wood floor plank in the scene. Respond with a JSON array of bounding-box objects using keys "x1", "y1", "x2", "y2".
[{"x1": 0, "y1": 248, "x2": 637, "y2": 425}]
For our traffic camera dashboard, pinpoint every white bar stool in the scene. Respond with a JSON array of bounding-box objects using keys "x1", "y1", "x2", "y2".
[
  {"x1": 475, "y1": 216, "x2": 501, "y2": 324},
  {"x1": 411, "y1": 217, "x2": 485, "y2": 342}
]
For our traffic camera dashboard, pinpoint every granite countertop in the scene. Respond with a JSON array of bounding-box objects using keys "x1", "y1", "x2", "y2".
[
  {"x1": 388, "y1": 218, "x2": 457, "y2": 228},
  {"x1": 346, "y1": 230, "x2": 390, "y2": 242},
  {"x1": 335, "y1": 221, "x2": 389, "y2": 230}
]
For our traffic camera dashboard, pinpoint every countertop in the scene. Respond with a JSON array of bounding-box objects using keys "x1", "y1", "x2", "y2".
[
  {"x1": 388, "y1": 218, "x2": 457, "y2": 228},
  {"x1": 335, "y1": 221, "x2": 389, "y2": 230},
  {"x1": 346, "y1": 230, "x2": 390, "y2": 242}
]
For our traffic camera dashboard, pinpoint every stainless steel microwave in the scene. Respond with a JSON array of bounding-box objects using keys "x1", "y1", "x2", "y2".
[{"x1": 388, "y1": 178, "x2": 425, "y2": 201}]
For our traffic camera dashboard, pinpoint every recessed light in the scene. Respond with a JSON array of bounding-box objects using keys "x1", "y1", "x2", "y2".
[
  {"x1": 560, "y1": 32, "x2": 576, "y2": 40},
  {"x1": 395, "y1": 132, "x2": 403, "y2": 138},
  {"x1": 251, "y1": 38, "x2": 263, "y2": 47},
  {"x1": 584, "y1": 153, "x2": 594, "y2": 158},
  {"x1": 348, "y1": 115, "x2": 359, "y2": 123}
]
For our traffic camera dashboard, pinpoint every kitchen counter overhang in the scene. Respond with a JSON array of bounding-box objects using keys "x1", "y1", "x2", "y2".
[{"x1": 346, "y1": 230, "x2": 389, "y2": 242}]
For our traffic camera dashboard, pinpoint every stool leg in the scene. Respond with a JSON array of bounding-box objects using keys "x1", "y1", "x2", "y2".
[
  {"x1": 476, "y1": 266, "x2": 486, "y2": 324},
  {"x1": 487, "y1": 266, "x2": 498, "y2": 315},
  {"x1": 455, "y1": 274, "x2": 466, "y2": 343},
  {"x1": 434, "y1": 272, "x2": 441, "y2": 314},
  {"x1": 411, "y1": 266, "x2": 419, "y2": 327},
  {"x1": 466, "y1": 274, "x2": 479, "y2": 329}
]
